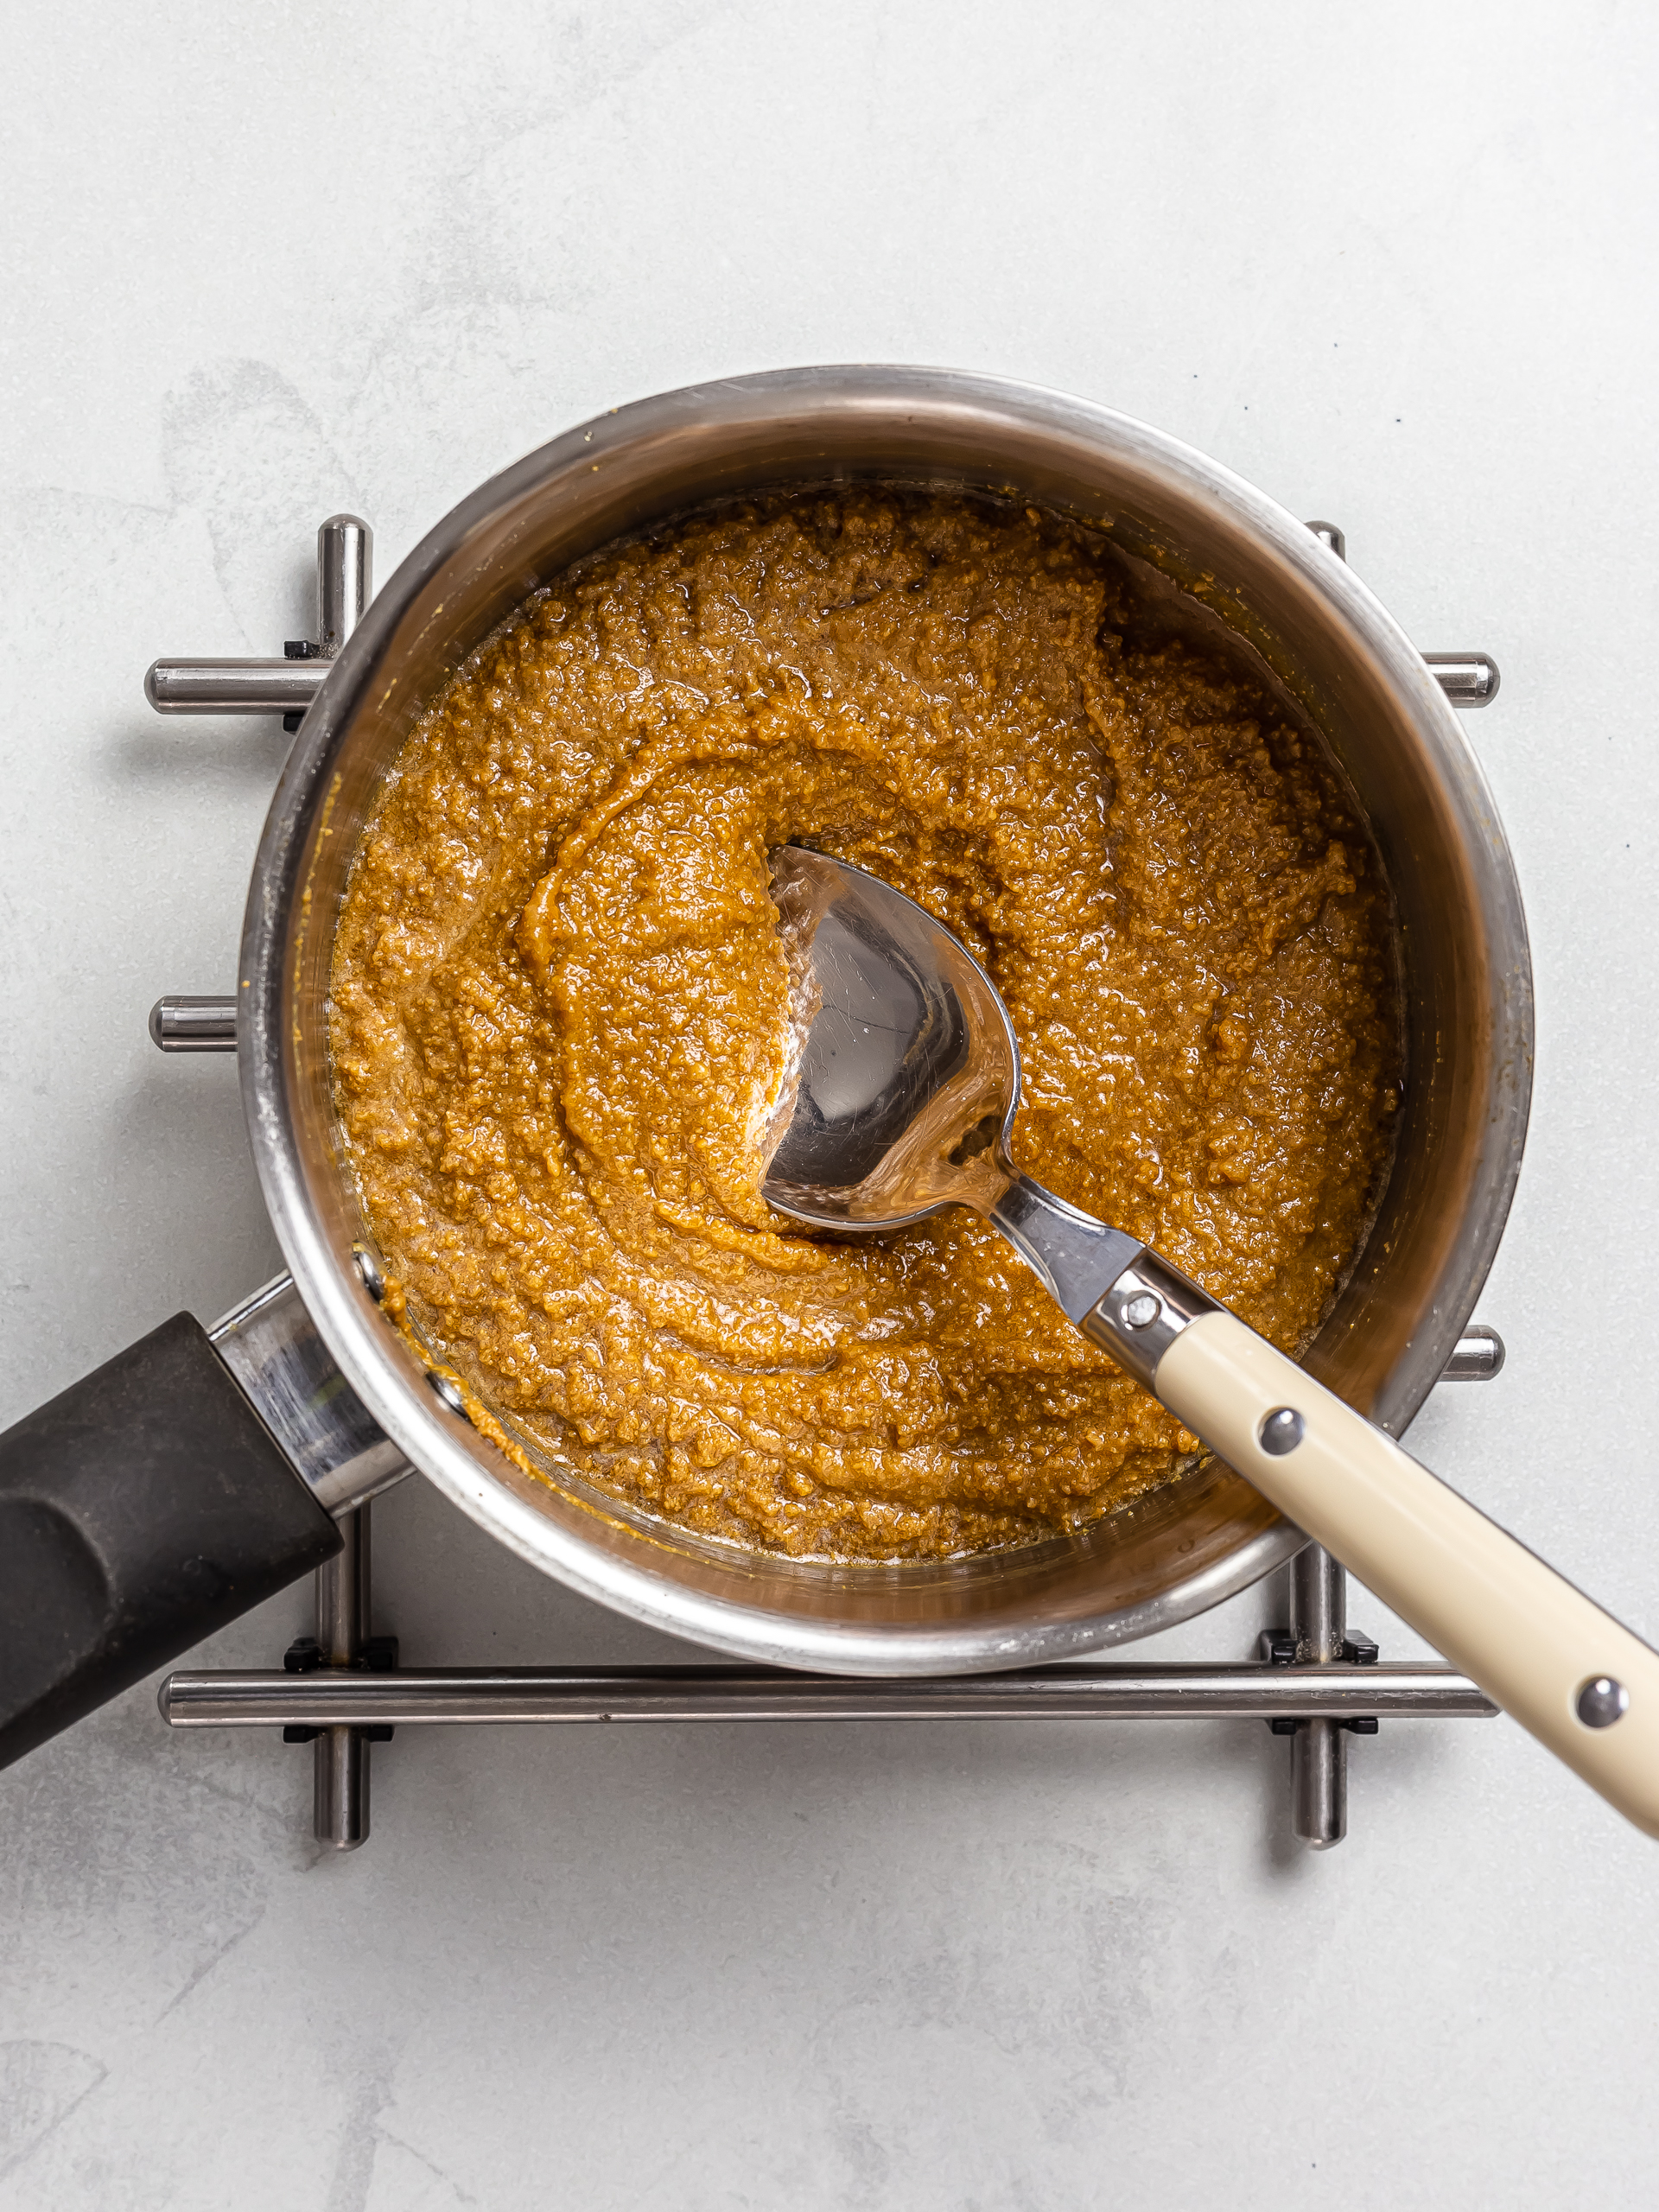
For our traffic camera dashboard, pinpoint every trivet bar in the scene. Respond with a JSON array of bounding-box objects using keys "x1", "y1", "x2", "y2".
[
  {"x1": 1290, "y1": 1544, "x2": 1348, "y2": 1848},
  {"x1": 143, "y1": 657, "x2": 1498, "y2": 714},
  {"x1": 1421, "y1": 652, "x2": 1500, "y2": 709},
  {"x1": 149, "y1": 996, "x2": 237, "y2": 1051},
  {"x1": 160, "y1": 1662, "x2": 1497, "y2": 1727},
  {"x1": 145, "y1": 657, "x2": 328, "y2": 715},
  {"x1": 143, "y1": 506, "x2": 1511, "y2": 1860},
  {"x1": 140, "y1": 509, "x2": 1496, "y2": 721},
  {"x1": 312, "y1": 1505, "x2": 371, "y2": 1850},
  {"x1": 1439, "y1": 1325, "x2": 1505, "y2": 1381},
  {"x1": 1305, "y1": 521, "x2": 1498, "y2": 707},
  {"x1": 143, "y1": 654, "x2": 1499, "y2": 716},
  {"x1": 145, "y1": 514, "x2": 370, "y2": 722}
]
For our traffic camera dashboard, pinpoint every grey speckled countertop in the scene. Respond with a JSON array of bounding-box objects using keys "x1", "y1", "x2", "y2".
[{"x1": 3, "y1": 4, "x2": 1658, "y2": 2206}]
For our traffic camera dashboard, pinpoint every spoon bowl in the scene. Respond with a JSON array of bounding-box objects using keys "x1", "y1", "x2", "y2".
[
  {"x1": 762, "y1": 846, "x2": 1017, "y2": 1227},
  {"x1": 763, "y1": 846, "x2": 1141, "y2": 1318}
]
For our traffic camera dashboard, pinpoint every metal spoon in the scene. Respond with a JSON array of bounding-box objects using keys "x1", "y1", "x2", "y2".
[{"x1": 761, "y1": 845, "x2": 1659, "y2": 1836}]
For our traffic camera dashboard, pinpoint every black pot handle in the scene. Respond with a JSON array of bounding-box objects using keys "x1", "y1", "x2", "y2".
[{"x1": 0, "y1": 1312, "x2": 343, "y2": 1770}]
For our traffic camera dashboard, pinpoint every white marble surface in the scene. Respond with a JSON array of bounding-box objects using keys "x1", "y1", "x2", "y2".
[{"x1": 3, "y1": 3, "x2": 1658, "y2": 2203}]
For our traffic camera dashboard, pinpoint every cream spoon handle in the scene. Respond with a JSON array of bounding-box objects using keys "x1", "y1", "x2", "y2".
[{"x1": 1118, "y1": 1298, "x2": 1659, "y2": 1837}]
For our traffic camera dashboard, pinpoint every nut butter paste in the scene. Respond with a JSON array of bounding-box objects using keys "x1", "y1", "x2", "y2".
[{"x1": 330, "y1": 493, "x2": 1398, "y2": 1560}]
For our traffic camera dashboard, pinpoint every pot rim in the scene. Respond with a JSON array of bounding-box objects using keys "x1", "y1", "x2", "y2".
[{"x1": 238, "y1": 365, "x2": 1533, "y2": 1672}]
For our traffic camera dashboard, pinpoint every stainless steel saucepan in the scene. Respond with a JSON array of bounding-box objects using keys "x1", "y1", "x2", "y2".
[{"x1": 0, "y1": 367, "x2": 1535, "y2": 1776}]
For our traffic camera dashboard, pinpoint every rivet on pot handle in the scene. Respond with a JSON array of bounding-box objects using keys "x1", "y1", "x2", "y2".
[{"x1": 1085, "y1": 1255, "x2": 1659, "y2": 1839}]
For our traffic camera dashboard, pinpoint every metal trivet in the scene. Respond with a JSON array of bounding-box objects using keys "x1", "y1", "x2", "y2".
[{"x1": 143, "y1": 513, "x2": 1506, "y2": 1853}]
